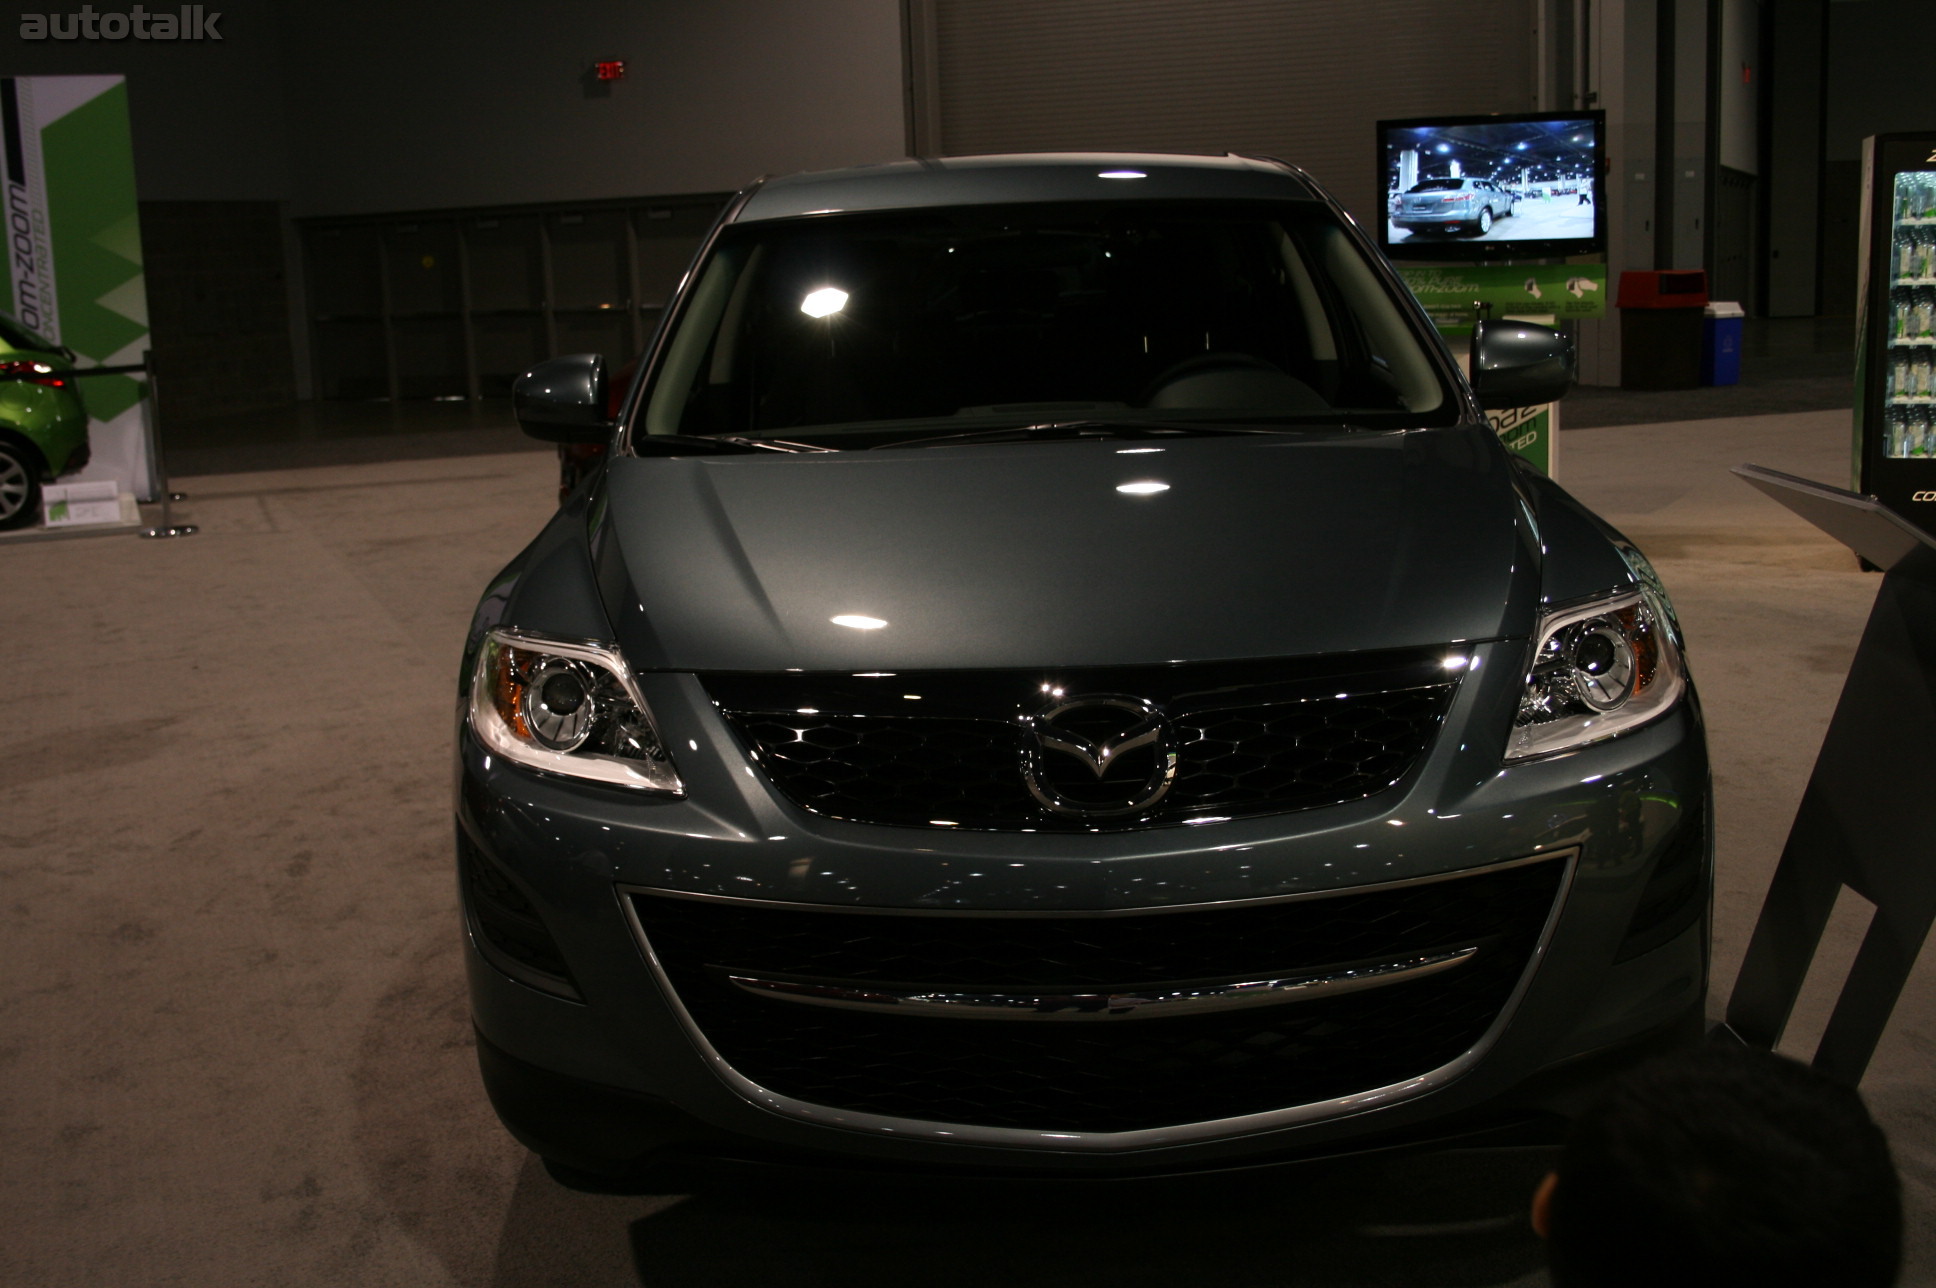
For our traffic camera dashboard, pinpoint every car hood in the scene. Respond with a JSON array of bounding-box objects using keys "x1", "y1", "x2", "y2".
[{"x1": 591, "y1": 427, "x2": 1541, "y2": 672}]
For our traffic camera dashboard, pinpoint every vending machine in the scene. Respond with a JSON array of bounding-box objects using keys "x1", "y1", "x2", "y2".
[{"x1": 1857, "y1": 133, "x2": 1936, "y2": 528}]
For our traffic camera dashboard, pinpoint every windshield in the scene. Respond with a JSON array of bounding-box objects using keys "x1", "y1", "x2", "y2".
[{"x1": 636, "y1": 200, "x2": 1453, "y2": 447}]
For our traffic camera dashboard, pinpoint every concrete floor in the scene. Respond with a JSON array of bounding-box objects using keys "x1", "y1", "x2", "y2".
[{"x1": 7, "y1": 388, "x2": 1935, "y2": 1283}]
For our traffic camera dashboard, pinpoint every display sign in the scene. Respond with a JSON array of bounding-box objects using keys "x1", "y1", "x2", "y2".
[
  {"x1": 0, "y1": 76, "x2": 152, "y2": 500},
  {"x1": 42, "y1": 478, "x2": 119, "y2": 526},
  {"x1": 1378, "y1": 111, "x2": 1607, "y2": 262},
  {"x1": 1398, "y1": 264, "x2": 1607, "y2": 337},
  {"x1": 1489, "y1": 401, "x2": 1555, "y2": 475}
]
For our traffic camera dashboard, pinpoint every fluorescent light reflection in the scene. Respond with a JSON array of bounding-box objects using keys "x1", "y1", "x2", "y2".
[
  {"x1": 1116, "y1": 481, "x2": 1170, "y2": 496},
  {"x1": 1098, "y1": 169, "x2": 1147, "y2": 179},
  {"x1": 800, "y1": 287, "x2": 849, "y2": 318},
  {"x1": 830, "y1": 614, "x2": 888, "y2": 630}
]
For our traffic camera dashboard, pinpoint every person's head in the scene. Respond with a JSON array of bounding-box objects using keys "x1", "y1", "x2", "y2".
[{"x1": 1532, "y1": 1044, "x2": 1901, "y2": 1288}]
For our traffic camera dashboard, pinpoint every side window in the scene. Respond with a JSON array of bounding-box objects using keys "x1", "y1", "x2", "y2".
[
  {"x1": 642, "y1": 241, "x2": 750, "y2": 438},
  {"x1": 1314, "y1": 224, "x2": 1443, "y2": 414}
]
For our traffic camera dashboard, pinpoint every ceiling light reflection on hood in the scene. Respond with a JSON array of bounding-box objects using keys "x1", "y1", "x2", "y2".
[
  {"x1": 831, "y1": 614, "x2": 888, "y2": 630},
  {"x1": 800, "y1": 287, "x2": 849, "y2": 318},
  {"x1": 1116, "y1": 480, "x2": 1170, "y2": 496}
]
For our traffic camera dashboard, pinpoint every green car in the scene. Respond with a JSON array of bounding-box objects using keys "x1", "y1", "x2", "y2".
[{"x1": 0, "y1": 311, "x2": 88, "y2": 529}]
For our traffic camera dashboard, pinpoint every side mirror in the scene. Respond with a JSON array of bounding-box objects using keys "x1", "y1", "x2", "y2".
[
  {"x1": 1469, "y1": 320, "x2": 1574, "y2": 410},
  {"x1": 513, "y1": 354, "x2": 613, "y2": 443}
]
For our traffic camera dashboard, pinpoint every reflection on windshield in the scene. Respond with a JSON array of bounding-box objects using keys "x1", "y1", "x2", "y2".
[{"x1": 640, "y1": 202, "x2": 1451, "y2": 445}]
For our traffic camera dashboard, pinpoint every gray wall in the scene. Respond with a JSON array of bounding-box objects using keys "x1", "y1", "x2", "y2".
[
  {"x1": 909, "y1": 0, "x2": 1538, "y2": 230},
  {"x1": 1715, "y1": 0, "x2": 1758, "y2": 176},
  {"x1": 0, "y1": 4, "x2": 295, "y2": 200},
  {"x1": 1764, "y1": 0, "x2": 1825, "y2": 317},
  {"x1": 275, "y1": 0, "x2": 905, "y2": 217},
  {"x1": 1667, "y1": 0, "x2": 1708, "y2": 273},
  {"x1": 0, "y1": 0, "x2": 907, "y2": 213},
  {"x1": 1822, "y1": 0, "x2": 1936, "y2": 317}
]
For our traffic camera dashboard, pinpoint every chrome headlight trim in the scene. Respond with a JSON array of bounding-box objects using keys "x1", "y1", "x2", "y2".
[
  {"x1": 469, "y1": 628, "x2": 683, "y2": 794},
  {"x1": 1508, "y1": 588, "x2": 1686, "y2": 762}
]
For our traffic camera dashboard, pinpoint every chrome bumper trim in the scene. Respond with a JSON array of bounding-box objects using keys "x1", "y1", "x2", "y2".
[
  {"x1": 627, "y1": 845, "x2": 1569, "y2": 918},
  {"x1": 725, "y1": 946, "x2": 1478, "y2": 1021}
]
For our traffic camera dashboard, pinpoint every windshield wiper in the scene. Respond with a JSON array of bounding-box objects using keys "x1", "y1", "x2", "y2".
[
  {"x1": 869, "y1": 419, "x2": 1321, "y2": 449},
  {"x1": 630, "y1": 434, "x2": 833, "y2": 456}
]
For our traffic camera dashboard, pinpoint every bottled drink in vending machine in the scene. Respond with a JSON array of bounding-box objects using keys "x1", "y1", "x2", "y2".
[
  {"x1": 1909, "y1": 174, "x2": 1936, "y2": 220},
  {"x1": 1900, "y1": 226, "x2": 1929, "y2": 279}
]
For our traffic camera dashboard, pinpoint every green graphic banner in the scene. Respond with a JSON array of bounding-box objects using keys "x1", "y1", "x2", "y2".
[
  {"x1": 1399, "y1": 264, "x2": 1606, "y2": 337},
  {"x1": 0, "y1": 76, "x2": 152, "y2": 499},
  {"x1": 1488, "y1": 401, "x2": 1554, "y2": 476}
]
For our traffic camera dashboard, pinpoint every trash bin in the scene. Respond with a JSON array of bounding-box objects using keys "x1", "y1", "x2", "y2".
[
  {"x1": 1617, "y1": 270, "x2": 1709, "y2": 390},
  {"x1": 1702, "y1": 301, "x2": 1745, "y2": 386}
]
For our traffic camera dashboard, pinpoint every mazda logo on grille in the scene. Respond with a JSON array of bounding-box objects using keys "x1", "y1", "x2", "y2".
[{"x1": 1022, "y1": 694, "x2": 1178, "y2": 818}]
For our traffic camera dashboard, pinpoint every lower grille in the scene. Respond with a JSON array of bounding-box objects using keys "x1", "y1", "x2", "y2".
[{"x1": 628, "y1": 854, "x2": 1568, "y2": 1134}]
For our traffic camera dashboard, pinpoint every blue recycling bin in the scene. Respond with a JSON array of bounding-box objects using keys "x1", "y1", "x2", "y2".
[{"x1": 1702, "y1": 302, "x2": 1744, "y2": 386}]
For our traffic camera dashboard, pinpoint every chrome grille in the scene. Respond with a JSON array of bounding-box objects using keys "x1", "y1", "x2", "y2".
[{"x1": 704, "y1": 648, "x2": 1460, "y2": 831}]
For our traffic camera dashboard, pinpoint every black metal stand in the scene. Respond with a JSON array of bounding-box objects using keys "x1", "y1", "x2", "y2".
[{"x1": 1723, "y1": 464, "x2": 1936, "y2": 1083}]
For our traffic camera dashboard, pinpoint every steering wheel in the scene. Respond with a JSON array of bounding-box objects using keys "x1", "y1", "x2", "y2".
[{"x1": 1138, "y1": 351, "x2": 1285, "y2": 406}]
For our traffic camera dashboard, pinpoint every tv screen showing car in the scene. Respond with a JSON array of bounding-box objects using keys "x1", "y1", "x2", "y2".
[{"x1": 1377, "y1": 111, "x2": 1606, "y2": 260}]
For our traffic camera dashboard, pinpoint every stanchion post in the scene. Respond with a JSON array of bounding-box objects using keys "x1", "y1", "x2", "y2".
[{"x1": 136, "y1": 347, "x2": 195, "y2": 539}]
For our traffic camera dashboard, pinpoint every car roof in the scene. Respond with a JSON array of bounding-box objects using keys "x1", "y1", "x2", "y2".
[{"x1": 733, "y1": 153, "x2": 1323, "y2": 223}]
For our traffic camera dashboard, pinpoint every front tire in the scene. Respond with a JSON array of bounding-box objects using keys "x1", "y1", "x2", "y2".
[
  {"x1": 0, "y1": 442, "x2": 41, "y2": 529},
  {"x1": 1476, "y1": 207, "x2": 1493, "y2": 236}
]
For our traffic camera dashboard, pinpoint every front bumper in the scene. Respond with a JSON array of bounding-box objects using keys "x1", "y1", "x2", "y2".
[{"x1": 456, "y1": 639, "x2": 1709, "y2": 1175}]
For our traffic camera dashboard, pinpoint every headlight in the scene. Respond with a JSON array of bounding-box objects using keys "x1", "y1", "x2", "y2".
[
  {"x1": 468, "y1": 629, "x2": 683, "y2": 793},
  {"x1": 1508, "y1": 587, "x2": 1685, "y2": 761}
]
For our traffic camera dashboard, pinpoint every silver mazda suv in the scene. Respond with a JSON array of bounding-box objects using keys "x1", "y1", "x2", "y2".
[
  {"x1": 1392, "y1": 176, "x2": 1518, "y2": 237},
  {"x1": 456, "y1": 153, "x2": 1708, "y2": 1185}
]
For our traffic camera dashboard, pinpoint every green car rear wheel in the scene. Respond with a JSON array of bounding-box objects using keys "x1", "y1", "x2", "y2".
[{"x1": 0, "y1": 442, "x2": 41, "y2": 529}]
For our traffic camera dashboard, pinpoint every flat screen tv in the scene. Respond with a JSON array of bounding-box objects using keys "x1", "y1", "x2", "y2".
[{"x1": 1376, "y1": 110, "x2": 1606, "y2": 260}]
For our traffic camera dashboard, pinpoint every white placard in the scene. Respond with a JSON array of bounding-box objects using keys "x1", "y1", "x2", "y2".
[{"x1": 43, "y1": 479, "x2": 122, "y2": 527}]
